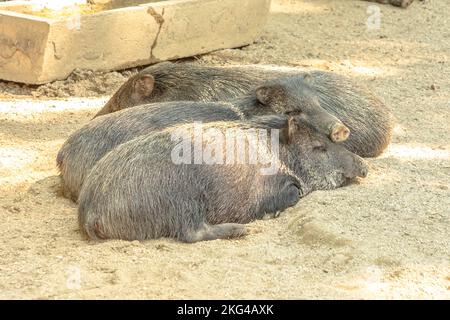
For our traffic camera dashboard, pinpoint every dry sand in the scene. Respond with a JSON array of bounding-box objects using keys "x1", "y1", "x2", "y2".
[{"x1": 0, "y1": 0, "x2": 449, "y2": 299}]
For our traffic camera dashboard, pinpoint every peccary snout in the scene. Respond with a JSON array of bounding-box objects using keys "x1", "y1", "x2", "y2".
[{"x1": 283, "y1": 117, "x2": 369, "y2": 191}]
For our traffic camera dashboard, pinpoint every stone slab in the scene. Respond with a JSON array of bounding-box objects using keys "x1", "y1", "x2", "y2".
[{"x1": 0, "y1": 0, "x2": 271, "y2": 84}]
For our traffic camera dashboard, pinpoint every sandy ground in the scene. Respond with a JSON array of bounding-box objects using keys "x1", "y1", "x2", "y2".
[{"x1": 0, "y1": 0, "x2": 449, "y2": 299}]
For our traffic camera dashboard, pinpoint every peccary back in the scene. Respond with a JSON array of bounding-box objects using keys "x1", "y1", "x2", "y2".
[
  {"x1": 95, "y1": 62, "x2": 394, "y2": 157},
  {"x1": 57, "y1": 101, "x2": 239, "y2": 201}
]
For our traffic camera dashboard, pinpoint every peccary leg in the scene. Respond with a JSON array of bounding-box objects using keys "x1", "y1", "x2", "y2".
[
  {"x1": 364, "y1": 0, "x2": 414, "y2": 8},
  {"x1": 256, "y1": 182, "x2": 300, "y2": 220},
  {"x1": 390, "y1": 0, "x2": 414, "y2": 7},
  {"x1": 182, "y1": 223, "x2": 247, "y2": 243},
  {"x1": 60, "y1": 179, "x2": 78, "y2": 202}
]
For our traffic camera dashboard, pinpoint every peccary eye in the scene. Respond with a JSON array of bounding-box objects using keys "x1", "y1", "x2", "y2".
[
  {"x1": 312, "y1": 141, "x2": 327, "y2": 152},
  {"x1": 285, "y1": 110, "x2": 301, "y2": 116}
]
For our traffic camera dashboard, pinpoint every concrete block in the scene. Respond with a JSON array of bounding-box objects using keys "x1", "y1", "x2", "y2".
[{"x1": 0, "y1": 0, "x2": 271, "y2": 84}]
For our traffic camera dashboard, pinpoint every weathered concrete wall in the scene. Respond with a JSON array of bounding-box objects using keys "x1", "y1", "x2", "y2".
[
  {"x1": 0, "y1": 0, "x2": 271, "y2": 84},
  {"x1": 0, "y1": 14, "x2": 49, "y2": 82}
]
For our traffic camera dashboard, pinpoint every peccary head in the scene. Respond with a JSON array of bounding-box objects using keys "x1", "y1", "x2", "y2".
[
  {"x1": 94, "y1": 72, "x2": 155, "y2": 117},
  {"x1": 255, "y1": 75, "x2": 351, "y2": 143},
  {"x1": 252, "y1": 115, "x2": 368, "y2": 194}
]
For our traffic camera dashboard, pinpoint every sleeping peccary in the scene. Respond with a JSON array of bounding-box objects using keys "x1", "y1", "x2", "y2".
[
  {"x1": 93, "y1": 62, "x2": 394, "y2": 158},
  {"x1": 58, "y1": 77, "x2": 348, "y2": 202},
  {"x1": 78, "y1": 115, "x2": 368, "y2": 242}
]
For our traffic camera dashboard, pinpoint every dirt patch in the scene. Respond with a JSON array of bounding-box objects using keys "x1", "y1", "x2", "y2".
[
  {"x1": 0, "y1": 0, "x2": 449, "y2": 299},
  {"x1": 0, "y1": 69, "x2": 140, "y2": 99}
]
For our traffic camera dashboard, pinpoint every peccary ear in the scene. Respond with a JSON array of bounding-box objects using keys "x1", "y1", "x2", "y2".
[
  {"x1": 302, "y1": 73, "x2": 313, "y2": 84},
  {"x1": 249, "y1": 115, "x2": 295, "y2": 145},
  {"x1": 255, "y1": 84, "x2": 284, "y2": 105},
  {"x1": 133, "y1": 74, "x2": 155, "y2": 98},
  {"x1": 279, "y1": 117, "x2": 296, "y2": 145}
]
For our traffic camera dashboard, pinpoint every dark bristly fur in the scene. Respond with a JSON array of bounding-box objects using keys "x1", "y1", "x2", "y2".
[
  {"x1": 94, "y1": 62, "x2": 394, "y2": 158},
  {"x1": 57, "y1": 76, "x2": 345, "y2": 202},
  {"x1": 78, "y1": 116, "x2": 368, "y2": 242},
  {"x1": 58, "y1": 101, "x2": 237, "y2": 201}
]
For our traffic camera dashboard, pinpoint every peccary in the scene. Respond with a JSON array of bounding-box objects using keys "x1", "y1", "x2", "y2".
[
  {"x1": 78, "y1": 115, "x2": 368, "y2": 242},
  {"x1": 58, "y1": 77, "x2": 348, "y2": 202},
  {"x1": 93, "y1": 62, "x2": 268, "y2": 116},
  {"x1": 58, "y1": 101, "x2": 237, "y2": 201},
  {"x1": 93, "y1": 62, "x2": 393, "y2": 157}
]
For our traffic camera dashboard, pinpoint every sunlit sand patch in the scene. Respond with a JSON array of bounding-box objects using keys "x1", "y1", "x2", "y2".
[
  {"x1": 29, "y1": 0, "x2": 86, "y2": 11},
  {"x1": 392, "y1": 124, "x2": 408, "y2": 138},
  {"x1": 0, "y1": 172, "x2": 53, "y2": 192},
  {"x1": 279, "y1": 59, "x2": 399, "y2": 76},
  {"x1": 6, "y1": 0, "x2": 102, "y2": 18},
  {"x1": 0, "y1": 141, "x2": 62, "y2": 188},
  {"x1": 0, "y1": 147, "x2": 38, "y2": 171},
  {"x1": 336, "y1": 264, "x2": 450, "y2": 299},
  {"x1": 271, "y1": 1, "x2": 328, "y2": 14},
  {"x1": 339, "y1": 60, "x2": 398, "y2": 77},
  {"x1": 238, "y1": 64, "x2": 307, "y2": 72},
  {"x1": 383, "y1": 144, "x2": 450, "y2": 160},
  {"x1": 0, "y1": 147, "x2": 42, "y2": 187},
  {"x1": 288, "y1": 59, "x2": 336, "y2": 71},
  {"x1": 0, "y1": 98, "x2": 106, "y2": 116},
  {"x1": 349, "y1": 66, "x2": 383, "y2": 76}
]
